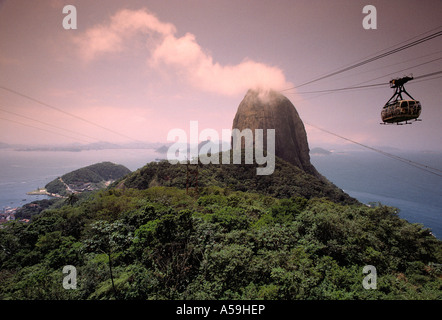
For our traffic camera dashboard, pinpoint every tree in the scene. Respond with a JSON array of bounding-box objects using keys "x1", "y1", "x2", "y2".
[
  {"x1": 66, "y1": 193, "x2": 79, "y2": 206},
  {"x1": 83, "y1": 220, "x2": 132, "y2": 299}
]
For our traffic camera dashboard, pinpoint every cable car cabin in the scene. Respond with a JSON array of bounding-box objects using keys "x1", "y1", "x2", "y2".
[
  {"x1": 381, "y1": 76, "x2": 422, "y2": 124},
  {"x1": 381, "y1": 99, "x2": 421, "y2": 124}
]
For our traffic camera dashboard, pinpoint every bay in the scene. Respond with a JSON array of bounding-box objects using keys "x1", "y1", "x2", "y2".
[
  {"x1": 311, "y1": 149, "x2": 442, "y2": 239},
  {"x1": 0, "y1": 148, "x2": 161, "y2": 210},
  {"x1": 1, "y1": 147, "x2": 440, "y2": 239}
]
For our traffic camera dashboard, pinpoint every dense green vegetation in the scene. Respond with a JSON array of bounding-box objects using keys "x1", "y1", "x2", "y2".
[
  {"x1": 0, "y1": 190, "x2": 440, "y2": 299},
  {"x1": 45, "y1": 162, "x2": 131, "y2": 196},
  {"x1": 120, "y1": 154, "x2": 357, "y2": 205},
  {"x1": 15, "y1": 199, "x2": 59, "y2": 220},
  {"x1": 0, "y1": 156, "x2": 440, "y2": 300}
]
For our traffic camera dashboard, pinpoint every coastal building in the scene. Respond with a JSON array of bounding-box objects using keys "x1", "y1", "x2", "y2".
[{"x1": 0, "y1": 208, "x2": 18, "y2": 225}]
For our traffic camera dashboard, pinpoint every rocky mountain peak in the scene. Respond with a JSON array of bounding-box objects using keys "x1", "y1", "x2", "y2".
[{"x1": 232, "y1": 88, "x2": 320, "y2": 177}]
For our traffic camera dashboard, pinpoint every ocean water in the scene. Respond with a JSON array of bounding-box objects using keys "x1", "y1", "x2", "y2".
[
  {"x1": 0, "y1": 148, "x2": 441, "y2": 239},
  {"x1": 311, "y1": 150, "x2": 442, "y2": 239},
  {"x1": 0, "y1": 148, "x2": 159, "y2": 210}
]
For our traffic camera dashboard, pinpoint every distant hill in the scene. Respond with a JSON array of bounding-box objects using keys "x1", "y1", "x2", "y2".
[
  {"x1": 310, "y1": 147, "x2": 332, "y2": 155},
  {"x1": 0, "y1": 142, "x2": 10, "y2": 149},
  {"x1": 11, "y1": 141, "x2": 163, "y2": 152},
  {"x1": 45, "y1": 162, "x2": 131, "y2": 196},
  {"x1": 118, "y1": 152, "x2": 358, "y2": 205},
  {"x1": 15, "y1": 198, "x2": 59, "y2": 220},
  {"x1": 155, "y1": 145, "x2": 170, "y2": 154}
]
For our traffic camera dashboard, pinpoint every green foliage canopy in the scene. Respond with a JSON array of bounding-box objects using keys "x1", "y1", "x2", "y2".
[{"x1": 1, "y1": 184, "x2": 440, "y2": 300}]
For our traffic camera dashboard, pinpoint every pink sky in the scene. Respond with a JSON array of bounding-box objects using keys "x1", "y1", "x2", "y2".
[{"x1": 0, "y1": 0, "x2": 441, "y2": 151}]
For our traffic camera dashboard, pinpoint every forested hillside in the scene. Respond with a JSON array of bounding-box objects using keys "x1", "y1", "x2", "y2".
[
  {"x1": 120, "y1": 154, "x2": 357, "y2": 205},
  {"x1": 45, "y1": 162, "x2": 131, "y2": 196},
  {"x1": 0, "y1": 156, "x2": 440, "y2": 299}
]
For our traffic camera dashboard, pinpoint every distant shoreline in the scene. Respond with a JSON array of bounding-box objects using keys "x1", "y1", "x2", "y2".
[
  {"x1": 26, "y1": 188, "x2": 47, "y2": 195},
  {"x1": 26, "y1": 188, "x2": 65, "y2": 198}
]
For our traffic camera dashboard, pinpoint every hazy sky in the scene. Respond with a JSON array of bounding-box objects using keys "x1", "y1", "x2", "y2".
[{"x1": 0, "y1": 0, "x2": 441, "y2": 151}]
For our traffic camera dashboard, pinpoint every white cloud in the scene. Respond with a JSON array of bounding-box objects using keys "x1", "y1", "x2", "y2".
[
  {"x1": 74, "y1": 8, "x2": 175, "y2": 60},
  {"x1": 74, "y1": 8, "x2": 292, "y2": 95}
]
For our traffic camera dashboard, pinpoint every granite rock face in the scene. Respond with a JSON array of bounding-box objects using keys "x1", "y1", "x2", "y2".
[{"x1": 232, "y1": 89, "x2": 320, "y2": 177}]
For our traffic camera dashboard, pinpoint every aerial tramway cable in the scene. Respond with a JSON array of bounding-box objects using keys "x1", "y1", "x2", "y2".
[
  {"x1": 299, "y1": 25, "x2": 442, "y2": 89},
  {"x1": 277, "y1": 26, "x2": 442, "y2": 176},
  {"x1": 281, "y1": 28, "x2": 442, "y2": 91},
  {"x1": 287, "y1": 70, "x2": 442, "y2": 95},
  {"x1": 0, "y1": 106, "x2": 99, "y2": 142},
  {"x1": 304, "y1": 122, "x2": 442, "y2": 178},
  {"x1": 0, "y1": 86, "x2": 139, "y2": 142},
  {"x1": 0, "y1": 116, "x2": 91, "y2": 144}
]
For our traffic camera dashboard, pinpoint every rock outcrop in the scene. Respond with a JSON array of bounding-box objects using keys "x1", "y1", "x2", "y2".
[{"x1": 232, "y1": 88, "x2": 320, "y2": 177}]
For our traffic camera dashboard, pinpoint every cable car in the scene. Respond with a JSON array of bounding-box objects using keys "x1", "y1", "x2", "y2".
[{"x1": 381, "y1": 75, "x2": 421, "y2": 124}]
